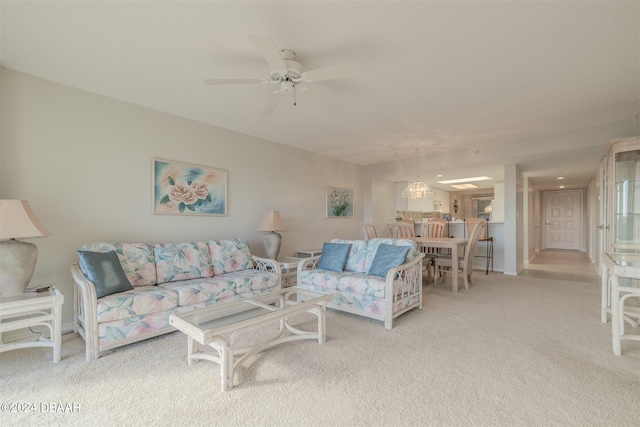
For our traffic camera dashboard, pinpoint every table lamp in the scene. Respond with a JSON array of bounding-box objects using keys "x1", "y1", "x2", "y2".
[
  {"x1": 256, "y1": 211, "x2": 287, "y2": 260},
  {"x1": 0, "y1": 200, "x2": 51, "y2": 296}
]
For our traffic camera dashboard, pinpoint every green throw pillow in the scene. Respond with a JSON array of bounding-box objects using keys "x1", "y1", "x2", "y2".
[{"x1": 77, "y1": 250, "x2": 133, "y2": 298}]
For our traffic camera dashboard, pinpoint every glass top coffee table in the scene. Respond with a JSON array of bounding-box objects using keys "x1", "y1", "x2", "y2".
[{"x1": 169, "y1": 286, "x2": 333, "y2": 391}]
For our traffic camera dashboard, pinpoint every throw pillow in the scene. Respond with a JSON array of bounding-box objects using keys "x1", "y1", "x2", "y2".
[
  {"x1": 317, "y1": 242, "x2": 352, "y2": 272},
  {"x1": 77, "y1": 250, "x2": 134, "y2": 298},
  {"x1": 369, "y1": 244, "x2": 411, "y2": 278}
]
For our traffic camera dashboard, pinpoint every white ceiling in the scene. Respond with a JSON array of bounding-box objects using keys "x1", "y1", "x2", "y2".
[{"x1": 1, "y1": 1, "x2": 639, "y2": 191}]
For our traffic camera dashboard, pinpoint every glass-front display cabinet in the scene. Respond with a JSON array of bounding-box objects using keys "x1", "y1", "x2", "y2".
[
  {"x1": 601, "y1": 136, "x2": 640, "y2": 355},
  {"x1": 606, "y1": 137, "x2": 640, "y2": 254}
]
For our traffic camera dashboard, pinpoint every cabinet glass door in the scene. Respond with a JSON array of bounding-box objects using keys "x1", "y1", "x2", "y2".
[{"x1": 611, "y1": 147, "x2": 640, "y2": 254}]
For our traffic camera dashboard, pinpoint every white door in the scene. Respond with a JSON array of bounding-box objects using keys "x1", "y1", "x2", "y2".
[{"x1": 544, "y1": 190, "x2": 582, "y2": 250}]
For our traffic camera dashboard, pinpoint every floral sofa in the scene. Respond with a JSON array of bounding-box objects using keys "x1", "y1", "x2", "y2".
[
  {"x1": 70, "y1": 238, "x2": 280, "y2": 361},
  {"x1": 297, "y1": 238, "x2": 424, "y2": 330}
]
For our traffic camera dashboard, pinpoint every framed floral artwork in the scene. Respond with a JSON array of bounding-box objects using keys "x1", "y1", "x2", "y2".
[
  {"x1": 326, "y1": 186, "x2": 354, "y2": 218},
  {"x1": 152, "y1": 159, "x2": 227, "y2": 216}
]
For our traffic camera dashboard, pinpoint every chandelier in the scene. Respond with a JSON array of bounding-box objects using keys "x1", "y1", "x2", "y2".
[{"x1": 401, "y1": 146, "x2": 434, "y2": 199}]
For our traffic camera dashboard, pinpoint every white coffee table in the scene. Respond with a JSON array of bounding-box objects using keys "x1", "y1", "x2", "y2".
[
  {"x1": 169, "y1": 287, "x2": 333, "y2": 391},
  {"x1": 0, "y1": 284, "x2": 64, "y2": 362}
]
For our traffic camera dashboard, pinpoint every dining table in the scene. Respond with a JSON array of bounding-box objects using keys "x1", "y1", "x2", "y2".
[{"x1": 413, "y1": 236, "x2": 468, "y2": 292}]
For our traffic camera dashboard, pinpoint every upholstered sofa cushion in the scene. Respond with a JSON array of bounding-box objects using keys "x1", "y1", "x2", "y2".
[
  {"x1": 336, "y1": 271, "x2": 386, "y2": 297},
  {"x1": 160, "y1": 269, "x2": 278, "y2": 306},
  {"x1": 160, "y1": 276, "x2": 237, "y2": 306},
  {"x1": 225, "y1": 269, "x2": 279, "y2": 294},
  {"x1": 298, "y1": 269, "x2": 342, "y2": 292},
  {"x1": 207, "y1": 238, "x2": 253, "y2": 276},
  {"x1": 79, "y1": 242, "x2": 157, "y2": 287},
  {"x1": 330, "y1": 239, "x2": 368, "y2": 273},
  {"x1": 95, "y1": 286, "x2": 179, "y2": 323},
  {"x1": 153, "y1": 242, "x2": 213, "y2": 284},
  {"x1": 301, "y1": 267, "x2": 388, "y2": 298}
]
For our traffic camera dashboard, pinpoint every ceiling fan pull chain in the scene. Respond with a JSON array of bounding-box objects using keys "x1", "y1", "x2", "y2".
[{"x1": 293, "y1": 83, "x2": 297, "y2": 106}]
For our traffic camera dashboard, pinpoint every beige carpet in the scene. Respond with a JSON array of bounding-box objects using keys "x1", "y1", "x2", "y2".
[{"x1": 1, "y1": 273, "x2": 639, "y2": 426}]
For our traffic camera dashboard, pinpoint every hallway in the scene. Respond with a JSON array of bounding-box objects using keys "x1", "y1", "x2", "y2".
[{"x1": 521, "y1": 250, "x2": 599, "y2": 283}]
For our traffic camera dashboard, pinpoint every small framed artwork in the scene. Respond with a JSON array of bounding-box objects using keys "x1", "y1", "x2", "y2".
[
  {"x1": 152, "y1": 158, "x2": 227, "y2": 216},
  {"x1": 326, "y1": 186, "x2": 354, "y2": 218}
]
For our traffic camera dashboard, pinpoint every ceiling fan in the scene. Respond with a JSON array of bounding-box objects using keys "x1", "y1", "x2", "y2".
[{"x1": 203, "y1": 35, "x2": 363, "y2": 115}]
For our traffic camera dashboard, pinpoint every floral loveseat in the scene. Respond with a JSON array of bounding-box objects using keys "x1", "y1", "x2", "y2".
[
  {"x1": 297, "y1": 238, "x2": 424, "y2": 330},
  {"x1": 70, "y1": 238, "x2": 280, "y2": 361}
]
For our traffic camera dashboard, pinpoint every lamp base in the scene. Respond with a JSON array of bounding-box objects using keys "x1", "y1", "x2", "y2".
[
  {"x1": 262, "y1": 231, "x2": 282, "y2": 260},
  {"x1": 0, "y1": 239, "x2": 38, "y2": 296}
]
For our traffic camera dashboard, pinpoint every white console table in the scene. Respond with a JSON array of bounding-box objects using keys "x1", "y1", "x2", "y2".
[
  {"x1": 601, "y1": 253, "x2": 640, "y2": 356},
  {"x1": 279, "y1": 257, "x2": 302, "y2": 287}
]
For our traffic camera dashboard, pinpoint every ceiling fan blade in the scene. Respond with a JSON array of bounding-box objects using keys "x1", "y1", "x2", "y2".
[
  {"x1": 301, "y1": 62, "x2": 363, "y2": 83},
  {"x1": 203, "y1": 78, "x2": 267, "y2": 85},
  {"x1": 261, "y1": 90, "x2": 287, "y2": 116},
  {"x1": 299, "y1": 87, "x2": 342, "y2": 113},
  {"x1": 248, "y1": 35, "x2": 288, "y2": 76}
]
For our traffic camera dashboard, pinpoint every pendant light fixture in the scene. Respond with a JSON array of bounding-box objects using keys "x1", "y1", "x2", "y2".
[{"x1": 401, "y1": 146, "x2": 434, "y2": 199}]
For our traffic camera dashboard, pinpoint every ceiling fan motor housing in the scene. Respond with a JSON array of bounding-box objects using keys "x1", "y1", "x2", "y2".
[{"x1": 269, "y1": 49, "x2": 303, "y2": 80}]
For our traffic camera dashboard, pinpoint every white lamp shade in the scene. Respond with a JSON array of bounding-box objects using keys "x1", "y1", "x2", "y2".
[
  {"x1": 0, "y1": 200, "x2": 51, "y2": 239},
  {"x1": 256, "y1": 211, "x2": 287, "y2": 232}
]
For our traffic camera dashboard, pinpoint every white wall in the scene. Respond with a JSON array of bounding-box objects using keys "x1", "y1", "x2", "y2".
[
  {"x1": 0, "y1": 69, "x2": 365, "y2": 324},
  {"x1": 492, "y1": 182, "x2": 505, "y2": 221},
  {"x1": 504, "y1": 163, "x2": 524, "y2": 275},
  {"x1": 370, "y1": 177, "x2": 396, "y2": 237},
  {"x1": 526, "y1": 183, "x2": 536, "y2": 262}
]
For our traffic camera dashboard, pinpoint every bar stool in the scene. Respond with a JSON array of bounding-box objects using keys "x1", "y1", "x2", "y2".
[
  {"x1": 464, "y1": 218, "x2": 493, "y2": 275},
  {"x1": 478, "y1": 236, "x2": 494, "y2": 274}
]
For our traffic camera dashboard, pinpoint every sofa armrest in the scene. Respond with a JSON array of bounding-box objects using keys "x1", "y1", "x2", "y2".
[
  {"x1": 383, "y1": 253, "x2": 425, "y2": 329},
  {"x1": 297, "y1": 255, "x2": 321, "y2": 276},
  {"x1": 251, "y1": 255, "x2": 283, "y2": 289},
  {"x1": 69, "y1": 263, "x2": 100, "y2": 361},
  {"x1": 385, "y1": 253, "x2": 424, "y2": 281}
]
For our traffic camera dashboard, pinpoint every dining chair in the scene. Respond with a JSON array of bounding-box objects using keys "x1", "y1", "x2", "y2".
[
  {"x1": 388, "y1": 222, "x2": 415, "y2": 238},
  {"x1": 397, "y1": 221, "x2": 415, "y2": 238},
  {"x1": 421, "y1": 221, "x2": 447, "y2": 282},
  {"x1": 363, "y1": 223, "x2": 377, "y2": 240},
  {"x1": 465, "y1": 217, "x2": 486, "y2": 239},
  {"x1": 466, "y1": 217, "x2": 493, "y2": 274},
  {"x1": 429, "y1": 219, "x2": 448, "y2": 234},
  {"x1": 435, "y1": 220, "x2": 486, "y2": 290}
]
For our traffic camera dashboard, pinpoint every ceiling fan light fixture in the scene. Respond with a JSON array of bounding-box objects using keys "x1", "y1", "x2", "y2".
[{"x1": 281, "y1": 80, "x2": 295, "y2": 92}]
